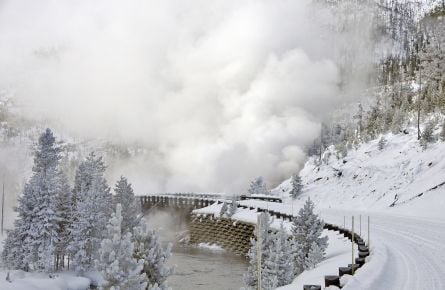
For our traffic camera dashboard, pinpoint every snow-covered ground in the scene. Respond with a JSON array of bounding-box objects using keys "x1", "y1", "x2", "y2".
[
  {"x1": 0, "y1": 271, "x2": 91, "y2": 290},
  {"x1": 277, "y1": 129, "x2": 445, "y2": 218},
  {"x1": 265, "y1": 130, "x2": 445, "y2": 289}
]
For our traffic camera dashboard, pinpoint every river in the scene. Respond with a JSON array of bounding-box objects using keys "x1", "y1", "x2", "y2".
[{"x1": 144, "y1": 209, "x2": 248, "y2": 290}]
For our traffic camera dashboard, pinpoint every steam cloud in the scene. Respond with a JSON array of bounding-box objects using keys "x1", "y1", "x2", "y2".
[{"x1": 0, "y1": 0, "x2": 368, "y2": 193}]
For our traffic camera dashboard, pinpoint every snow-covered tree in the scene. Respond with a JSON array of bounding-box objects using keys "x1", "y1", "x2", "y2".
[
  {"x1": 304, "y1": 242, "x2": 325, "y2": 270},
  {"x1": 378, "y1": 136, "x2": 387, "y2": 150},
  {"x1": 2, "y1": 226, "x2": 27, "y2": 270},
  {"x1": 1, "y1": 128, "x2": 68, "y2": 272},
  {"x1": 420, "y1": 120, "x2": 436, "y2": 149},
  {"x1": 275, "y1": 224, "x2": 295, "y2": 287},
  {"x1": 291, "y1": 198, "x2": 328, "y2": 273},
  {"x1": 227, "y1": 196, "x2": 238, "y2": 217},
  {"x1": 440, "y1": 121, "x2": 445, "y2": 141},
  {"x1": 290, "y1": 174, "x2": 303, "y2": 199},
  {"x1": 69, "y1": 152, "x2": 113, "y2": 273},
  {"x1": 133, "y1": 220, "x2": 173, "y2": 290},
  {"x1": 113, "y1": 176, "x2": 141, "y2": 234},
  {"x1": 247, "y1": 176, "x2": 268, "y2": 196},
  {"x1": 54, "y1": 171, "x2": 72, "y2": 270},
  {"x1": 97, "y1": 204, "x2": 148, "y2": 290},
  {"x1": 244, "y1": 213, "x2": 276, "y2": 290},
  {"x1": 2, "y1": 184, "x2": 35, "y2": 271},
  {"x1": 219, "y1": 202, "x2": 228, "y2": 218}
]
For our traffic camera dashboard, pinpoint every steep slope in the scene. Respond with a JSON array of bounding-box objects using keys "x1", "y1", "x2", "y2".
[{"x1": 275, "y1": 128, "x2": 445, "y2": 218}]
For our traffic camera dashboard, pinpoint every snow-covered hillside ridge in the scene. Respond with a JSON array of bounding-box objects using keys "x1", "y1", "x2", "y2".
[{"x1": 275, "y1": 128, "x2": 445, "y2": 218}]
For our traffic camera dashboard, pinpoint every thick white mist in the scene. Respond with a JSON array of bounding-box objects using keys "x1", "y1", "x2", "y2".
[{"x1": 0, "y1": 0, "x2": 372, "y2": 193}]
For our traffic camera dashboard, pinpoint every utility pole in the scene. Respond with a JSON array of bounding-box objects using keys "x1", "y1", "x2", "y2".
[
  {"x1": 1, "y1": 182, "x2": 4, "y2": 236},
  {"x1": 352, "y1": 216, "x2": 355, "y2": 275},
  {"x1": 257, "y1": 214, "x2": 262, "y2": 290}
]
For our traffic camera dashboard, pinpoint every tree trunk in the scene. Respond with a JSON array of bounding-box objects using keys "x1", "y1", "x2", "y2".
[{"x1": 418, "y1": 65, "x2": 422, "y2": 140}]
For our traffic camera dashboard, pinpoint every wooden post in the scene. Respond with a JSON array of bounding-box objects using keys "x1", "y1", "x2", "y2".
[
  {"x1": 257, "y1": 214, "x2": 262, "y2": 290},
  {"x1": 352, "y1": 216, "x2": 355, "y2": 275}
]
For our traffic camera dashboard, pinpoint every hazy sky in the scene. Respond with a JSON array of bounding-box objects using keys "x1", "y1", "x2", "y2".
[{"x1": 0, "y1": 0, "x2": 372, "y2": 193}]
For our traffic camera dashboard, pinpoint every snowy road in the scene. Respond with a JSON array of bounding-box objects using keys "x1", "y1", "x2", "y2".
[{"x1": 321, "y1": 210, "x2": 445, "y2": 290}]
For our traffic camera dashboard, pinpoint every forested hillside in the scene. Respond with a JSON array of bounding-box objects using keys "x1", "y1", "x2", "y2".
[{"x1": 308, "y1": 0, "x2": 445, "y2": 161}]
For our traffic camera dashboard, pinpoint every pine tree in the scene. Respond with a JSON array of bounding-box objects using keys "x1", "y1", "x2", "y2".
[
  {"x1": 133, "y1": 220, "x2": 173, "y2": 289},
  {"x1": 54, "y1": 171, "x2": 72, "y2": 270},
  {"x1": 97, "y1": 204, "x2": 148, "y2": 290},
  {"x1": 247, "y1": 177, "x2": 268, "y2": 196},
  {"x1": 304, "y1": 242, "x2": 325, "y2": 270},
  {"x1": 219, "y1": 202, "x2": 228, "y2": 218},
  {"x1": 291, "y1": 198, "x2": 328, "y2": 273},
  {"x1": 420, "y1": 120, "x2": 436, "y2": 149},
  {"x1": 244, "y1": 213, "x2": 276, "y2": 290},
  {"x1": 113, "y1": 176, "x2": 141, "y2": 234},
  {"x1": 2, "y1": 184, "x2": 35, "y2": 271},
  {"x1": 227, "y1": 196, "x2": 238, "y2": 217},
  {"x1": 1, "y1": 128, "x2": 67, "y2": 272},
  {"x1": 69, "y1": 152, "x2": 112, "y2": 273},
  {"x1": 378, "y1": 136, "x2": 387, "y2": 151},
  {"x1": 2, "y1": 227, "x2": 27, "y2": 270},
  {"x1": 440, "y1": 121, "x2": 445, "y2": 141},
  {"x1": 290, "y1": 174, "x2": 303, "y2": 199},
  {"x1": 275, "y1": 223, "x2": 295, "y2": 287}
]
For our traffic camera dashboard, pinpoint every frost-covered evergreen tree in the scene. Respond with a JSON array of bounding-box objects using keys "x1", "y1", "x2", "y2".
[
  {"x1": 97, "y1": 204, "x2": 148, "y2": 290},
  {"x1": 304, "y1": 242, "x2": 325, "y2": 270},
  {"x1": 2, "y1": 226, "x2": 27, "y2": 270},
  {"x1": 1, "y1": 128, "x2": 68, "y2": 272},
  {"x1": 420, "y1": 120, "x2": 436, "y2": 149},
  {"x1": 290, "y1": 174, "x2": 303, "y2": 199},
  {"x1": 133, "y1": 220, "x2": 173, "y2": 289},
  {"x1": 69, "y1": 152, "x2": 112, "y2": 273},
  {"x1": 275, "y1": 224, "x2": 295, "y2": 287},
  {"x1": 247, "y1": 176, "x2": 268, "y2": 196},
  {"x1": 219, "y1": 202, "x2": 228, "y2": 218},
  {"x1": 291, "y1": 198, "x2": 328, "y2": 273},
  {"x1": 378, "y1": 136, "x2": 387, "y2": 151},
  {"x1": 113, "y1": 176, "x2": 141, "y2": 234},
  {"x1": 227, "y1": 196, "x2": 238, "y2": 217},
  {"x1": 440, "y1": 121, "x2": 445, "y2": 141},
  {"x1": 244, "y1": 213, "x2": 276, "y2": 290},
  {"x1": 261, "y1": 246, "x2": 279, "y2": 290},
  {"x1": 54, "y1": 170, "x2": 72, "y2": 270},
  {"x1": 2, "y1": 184, "x2": 34, "y2": 271}
]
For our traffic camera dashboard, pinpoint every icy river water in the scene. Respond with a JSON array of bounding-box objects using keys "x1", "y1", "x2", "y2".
[{"x1": 144, "y1": 209, "x2": 248, "y2": 290}]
